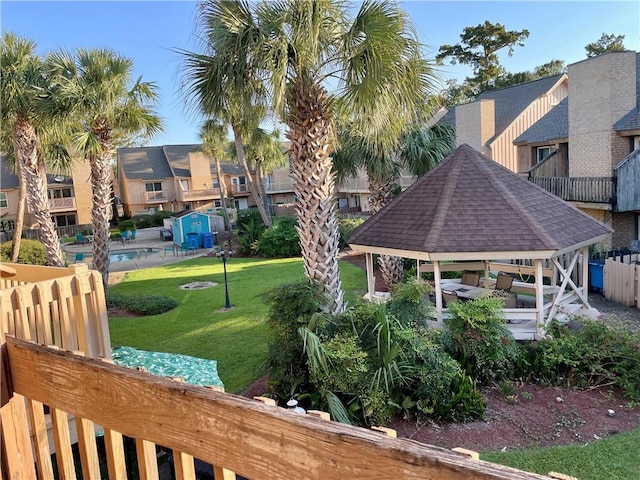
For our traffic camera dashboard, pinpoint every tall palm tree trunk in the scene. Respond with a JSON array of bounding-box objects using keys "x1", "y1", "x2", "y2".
[
  {"x1": 12, "y1": 119, "x2": 65, "y2": 267},
  {"x1": 231, "y1": 126, "x2": 272, "y2": 228},
  {"x1": 368, "y1": 174, "x2": 403, "y2": 288},
  {"x1": 214, "y1": 157, "x2": 232, "y2": 231},
  {"x1": 89, "y1": 128, "x2": 114, "y2": 289},
  {"x1": 256, "y1": 165, "x2": 271, "y2": 219},
  {"x1": 11, "y1": 160, "x2": 26, "y2": 262},
  {"x1": 287, "y1": 80, "x2": 344, "y2": 315}
]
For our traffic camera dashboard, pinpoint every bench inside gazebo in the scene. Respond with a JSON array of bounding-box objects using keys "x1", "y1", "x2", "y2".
[{"x1": 349, "y1": 144, "x2": 613, "y2": 340}]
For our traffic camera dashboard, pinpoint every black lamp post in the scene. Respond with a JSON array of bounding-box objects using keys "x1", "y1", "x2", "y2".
[{"x1": 217, "y1": 249, "x2": 233, "y2": 309}]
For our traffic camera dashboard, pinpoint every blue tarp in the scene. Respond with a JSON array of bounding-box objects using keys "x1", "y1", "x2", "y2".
[{"x1": 111, "y1": 346, "x2": 224, "y2": 388}]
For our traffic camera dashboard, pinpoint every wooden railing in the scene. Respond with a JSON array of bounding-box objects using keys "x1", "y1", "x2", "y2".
[
  {"x1": 528, "y1": 176, "x2": 616, "y2": 204},
  {"x1": 0, "y1": 263, "x2": 111, "y2": 358},
  {"x1": 144, "y1": 191, "x2": 168, "y2": 202},
  {"x1": 181, "y1": 187, "x2": 220, "y2": 200},
  {"x1": 264, "y1": 180, "x2": 295, "y2": 193},
  {"x1": 1, "y1": 337, "x2": 551, "y2": 480}
]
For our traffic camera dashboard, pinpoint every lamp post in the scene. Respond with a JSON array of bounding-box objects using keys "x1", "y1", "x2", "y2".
[{"x1": 216, "y1": 248, "x2": 233, "y2": 309}]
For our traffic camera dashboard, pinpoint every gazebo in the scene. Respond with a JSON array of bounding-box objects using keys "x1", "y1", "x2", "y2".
[{"x1": 348, "y1": 144, "x2": 612, "y2": 339}]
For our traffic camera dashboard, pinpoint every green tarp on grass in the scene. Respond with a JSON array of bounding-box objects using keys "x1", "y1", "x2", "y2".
[{"x1": 111, "y1": 346, "x2": 224, "y2": 388}]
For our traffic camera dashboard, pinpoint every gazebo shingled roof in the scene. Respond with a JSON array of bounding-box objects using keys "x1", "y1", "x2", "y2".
[{"x1": 349, "y1": 144, "x2": 612, "y2": 259}]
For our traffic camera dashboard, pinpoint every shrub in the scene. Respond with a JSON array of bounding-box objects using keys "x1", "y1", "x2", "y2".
[
  {"x1": 106, "y1": 292, "x2": 178, "y2": 316},
  {"x1": 235, "y1": 210, "x2": 266, "y2": 255},
  {"x1": 132, "y1": 211, "x2": 173, "y2": 229},
  {"x1": 0, "y1": 239, "x2": 47, "y2": 265},
  {"x1": 386, "y1": 278, "x2": 433, "y2": 327},
  {"x1": 523, "y1": 319, "x2": 640, "y2": 400},
  {"x1": 257, "y1": 217, "x2": 300, "y2": 258},
  {"x1": 263, "y1": 280, "x2": 328, "y2": 397},
  {"x1": 442, "y1": 295, "x2": 519, "y2": 384},
  {"x1": 338, "y1": 217, "x2": 365, "y2": 249},
  {"x1": 118, "y1": 220, "x2": 136, "y2": 233}
]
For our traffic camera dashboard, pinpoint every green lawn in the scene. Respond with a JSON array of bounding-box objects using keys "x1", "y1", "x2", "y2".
[
  {"x1": 482, "y1": 427, "x2": 640, "y2": 480},
  {"x1": 107, "y1": 256, "x2": 366, "y2": 393}
]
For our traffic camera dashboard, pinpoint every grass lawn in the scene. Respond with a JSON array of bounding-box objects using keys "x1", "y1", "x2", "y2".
[
  {"x1": 108, "y1": 256, "x2": 366, "y2": 393},
  {"x1": 482, "y1": 427, "x2": 640, "y2": 480}
]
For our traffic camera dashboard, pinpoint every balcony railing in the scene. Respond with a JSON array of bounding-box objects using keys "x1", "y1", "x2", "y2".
[
  {"x1": 337, "y1": 175, "x2": 417, "y2": 193},
  {"x1": 264, "y1": 180, "x2": 295, "y2": 193},
  {"x1": 182, "y1": 188, "x2": 221, "y2": 200},
  {"x1": 230, "y1": 184, "x2": 250, "y2": 195},
  {"x1": 528, "y1": 176, "x2": 616, "y2": 204},
  {"x1": 144, "y1": 191, "x2": 168, "y2": 203},
  {"x1": 27, "y1": 197, "x2": 77, "y2": 213}
]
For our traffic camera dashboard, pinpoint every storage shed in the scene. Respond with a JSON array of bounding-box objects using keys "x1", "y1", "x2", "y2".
[{"x1": 171, "y1": 210, "x2": 214, "y2": 248}]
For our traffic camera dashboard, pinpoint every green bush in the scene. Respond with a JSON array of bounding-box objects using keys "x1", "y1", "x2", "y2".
[
  {"x1": 257, "y1": 217, "x2": 300, "y2": 258},
  {"x1": 386, "y1": 278, "x2": 433, "y2": 327},
  {"x1": 263, "y1": 280, "x2": 328, "y2": 397},
  {"x1": 106, "y1": 292, "x2": 178, "y2": 316},
  {"x1": 442, "y1": 295, "x2": 519, "y2": 384},
  {"x1": 132, "y1": 211, "x2": 174, "y2": 229},
  {"x1": 523, "y1": 319, "x2": 640, "y2": 400},
  {"x1": 235, "y1": 210, "x2": 266, "y2": 255},
  {"x1": 338, "y1": 217, "x2": 365, "y2": 249},
  {"x1": 0, "y1": 239, "x2": 47, "y2": 265},
  {"x1": 118, "y1": 220, "x2": 136, "y2": 233}
]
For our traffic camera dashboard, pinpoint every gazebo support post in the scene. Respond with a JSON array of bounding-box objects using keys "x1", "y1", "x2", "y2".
[
  {"x1": 581, "y1": 246, "x2": 589, "y2": 300},
  {"x1": 433, "y1": 261, "x2": 443, "y2": 323},
  {"x1": 535, "y1": 260, "x2": 544, "y2": 331},
  {"x1": 365, "y1": 252, "x2": 376, "y2": 300}
]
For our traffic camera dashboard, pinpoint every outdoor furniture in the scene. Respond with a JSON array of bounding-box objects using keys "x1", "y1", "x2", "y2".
[
  {"x1": 162, "y1": 244, "x2": 176, "y2": 257},
  {"x1": 74, "y1": 252, "x2": 85, "y2": 263},
  {"x1": 495, "y1": 272, "x2": 514, "y2": 292},
  {"x1": 461, "y1": 270, "x2": 480, "y2": 287},
  {"x1": 129, "y1": 230, "x2": 136, "y2": 243},
  {"x1": 121, "y1": 230, "x2": 130, "y2": 245},
  {"x1": 441, "y1": 281, "x2": 492, "y2": 301},
  {"x1": 75, "y1": 233, "x2": 90, "y2": 245},
  {"x1": 159, "y1": 227, "x2": 173, "y2": 241},
  {"x1": 442, "y1": 290, "x2": 460, "y2": 307}
]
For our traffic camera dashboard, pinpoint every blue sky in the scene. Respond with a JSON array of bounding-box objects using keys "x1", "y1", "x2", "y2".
[{"x1": 2, "y1": 1, "x2": 638, "y2": 146}]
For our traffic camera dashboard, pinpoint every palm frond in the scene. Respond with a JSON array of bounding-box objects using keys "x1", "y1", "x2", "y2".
[
  {"x1": 299, "y1": 326, "x2": 329, "y2": 374},
  {"x1": 324, "y1": 390, "x2": 352, "y2": 425}
]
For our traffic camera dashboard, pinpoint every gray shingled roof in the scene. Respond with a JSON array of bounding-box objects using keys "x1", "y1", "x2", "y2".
[
  {"x1": 514, "y1": 98, "x2": 569, "y2": 144},
  {"x1": 475, "y1": 75, "x2": 564, "y2": 142},
  {"x1": 118, "y1": 146, "x2": 173, "y2": 181},
  {"x1": 614, "y1": 108, "x2": 640, "y2": 131},
  {"x1": 349, "y1": 144, "x2": 611, "y2": 259},
  {"x1": 0, "y1": 155, "x2": 19, "y2": 190},
  {"x1": 163, "y1": 145, "x2": 198, "y2": 178}
]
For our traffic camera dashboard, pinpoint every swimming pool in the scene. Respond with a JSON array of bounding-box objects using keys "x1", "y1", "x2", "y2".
[{"x1": 109, "y1": 248, "x2": 160, "y2": 263}]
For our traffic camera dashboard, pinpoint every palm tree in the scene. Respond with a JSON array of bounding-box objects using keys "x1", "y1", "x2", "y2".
[
  {"x1": 334, "y1": 120, "x2": 456, "y2": 287},
  {"x1": 1, "y1": 32, "x2": 67, "y2": 267},
  {"x1": 198, "y1": 120, "x2": 233, "y2": 231},
  {"x1": 189, "y1": 0, "x2": 434, "y2": 314},
  {"x1": 234, "y1": 127, "x2": 288, "y2": 218},
  {"x1": 178, "y1": 13, "x2": 273, "y2": 229},
  {"x1": 46, "y1": 48, "x2": 162, "y2": 288}
]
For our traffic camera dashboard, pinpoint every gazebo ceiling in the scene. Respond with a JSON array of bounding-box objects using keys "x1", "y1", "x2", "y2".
[{"x1": 348, "y1": 144, "x2": 612, "y2": 260}]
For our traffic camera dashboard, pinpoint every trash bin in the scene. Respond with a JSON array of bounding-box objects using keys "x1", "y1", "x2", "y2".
[
  {"x1": 201, "y1": 232, "x2": 214, "y2": 249},
  {"x1": 186, "y1": 232, "x2": 199, "y2": 249},
  {"x1": 589, "y1": 261, "x2": 604, "y2": 293}
]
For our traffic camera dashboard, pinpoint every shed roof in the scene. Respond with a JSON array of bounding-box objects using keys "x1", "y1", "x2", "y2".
[
  {"x1": 349, "y1": 145, "x2": 611, "y2": 260},
  {"x1": 0, "y1": 155, "x2": 19, "y2": 190}
]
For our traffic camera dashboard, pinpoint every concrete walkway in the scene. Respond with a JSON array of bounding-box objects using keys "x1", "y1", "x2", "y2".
[{"x1": 62, "y1": 227, "x2": 218, "y2": 281}]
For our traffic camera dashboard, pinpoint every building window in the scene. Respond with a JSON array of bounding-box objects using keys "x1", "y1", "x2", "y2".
[
  {"x1": 0, "y1": 192, "x2": 8, "y2": 208},
  {"x1": 53, "y1": 214, "x2": 77, "y2": 227},
  {"x1": 0, "y1": 219, "x2": 15, "y2": 231},
  {"x1": 212, "y1": 178, "x2": 219, "y2": 188},
  {"x1": 354, "y1": 195, "x2": 361, "y2": 207},
  {"x1": 145, "y1": 182, "x2": 163, "y2": 192},
  {"x1": 179, "y1": 179, "x2": 189, "y2": 191},
  {"x1": 48, "y1": 188, "x2": 73, "y2": 199},
  {"x1": 214, "y1": 200, "x2": 222, "y2": 208},
  {"x1": 536, "y1": 146, "x2": 553, "y2": 163}
]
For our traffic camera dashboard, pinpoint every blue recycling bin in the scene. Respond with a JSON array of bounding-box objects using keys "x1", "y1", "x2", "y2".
[
  {"x1": 186, "y1": 232, "x2": 199, "y2": 249},
  {"x1": 589, "y1": 261, "x2": 604, "y2": 293},
  {"x1": 201, "y1": 232, "x2": 214, "y2": 249}
]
